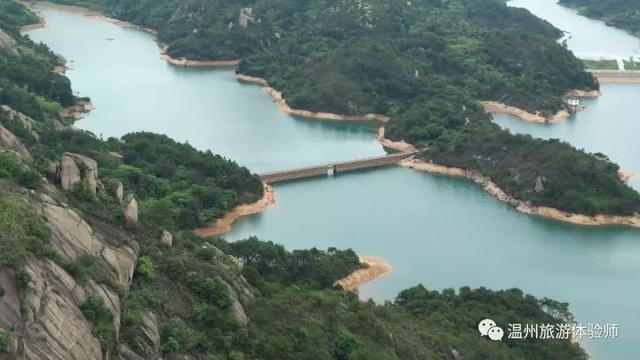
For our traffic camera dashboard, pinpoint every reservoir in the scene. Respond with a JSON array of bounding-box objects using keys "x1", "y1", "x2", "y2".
[
  {"x1": 27, "y1": 3, "x2": 640, "y2": 359},
  {"x1": 26, "y1": 8, "x2": 384, "y2": 173},
  {"x1": 508, "y1": 0, "x2": 640, "y2": 59},
  {"x1": 494, "y1": 84, "x2": 640, "y2": 191}
]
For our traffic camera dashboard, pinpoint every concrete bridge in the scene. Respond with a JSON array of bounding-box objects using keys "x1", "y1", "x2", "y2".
[{"x1": 260, "y1": 151, "x2": 421, "y2": 184}]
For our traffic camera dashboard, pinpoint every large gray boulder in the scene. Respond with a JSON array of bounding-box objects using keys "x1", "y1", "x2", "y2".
[
  {"x1": 0, "y1": 268, "x2": 21, "y2": 329},
  {"x1": 57, "y1": 152, "x2": 100, "y2": 193},
  {"x1": 67, "y1": 152, "x2": 99, "y2": 194},
  {"x1": 535, "y1": 176, "x2": 545, "y2": 193},
  {"x1": 0, "y1": 30, "x2": 18, "y2": 56},
  {"x1": 107, "y1": 179, "x2": 124, "y2": 204},
  {"x1": 0, "y1": 105, "x2": 39, "y2": 140},
  {"x1": 0, "y1": 125, "x2": 32, "y2": 161},
  {"x1": 161, "y1": 230, "x2": 173, "y2": 247},
  {"x1": 58, "y1": 153, "x2": 82, "y2": 191},
  {"x1": 124, "y1": 195, "x2": 139, "y2": 228}
]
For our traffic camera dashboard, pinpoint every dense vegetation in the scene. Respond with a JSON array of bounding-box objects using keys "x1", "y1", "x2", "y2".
[
  {"x1": 46, "y1": 0, "x2": 640, "y2": 215},
  {"x1": 560, "y1": 0, "x2": 640, "y2": 38},
  {"x1": 582, "y1": 59, "x2": 620, "y2": 70},
  {"x1": 128, "y1": 233, "x2": 586, "y2": 359},
  {"x1": 0, "y1": 1, "x2": 589, "y2": 358},
  {"x1": 0, "y1": 1, "x2": 74, "y2": 110},
  {"x1": 425, "y1": 121, "x2": 640, "y2": 215},
  {"x1": 38, "y1": 130, "x2": 264, "y2": 230},
  {"x1": 0, "y1": 180, "x2": 51, "y2": 268},
  {"x1": 53, "y1": 0, "x2": 596, "y2": 115}
]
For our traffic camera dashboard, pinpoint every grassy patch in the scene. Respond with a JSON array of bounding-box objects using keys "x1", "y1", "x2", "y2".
[
  {"x1": 581, "y1": 59, "x2": 619, "y2": 70},
  {"x1": 80, "y1": 294, "x2": 114, "y2": 349},
  {"x1": 0, "y1": 183, "x2": 51, "y2": 268},
  {"x1": 0, "y1": 328, "x2": 10, "y2": 353},
  {"x1": 623, "y1": 59, "x2": 640, "y2": 70}
]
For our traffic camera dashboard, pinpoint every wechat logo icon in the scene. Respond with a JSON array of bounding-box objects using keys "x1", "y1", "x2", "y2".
[{"x1": 478, "y1": 319, "x2": 504, "y2": 341}]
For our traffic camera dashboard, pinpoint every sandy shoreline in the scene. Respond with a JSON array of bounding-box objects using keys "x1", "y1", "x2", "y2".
[
  {"x1": 194, "y1": 184, "x2": 276, "y2": 237},
  {"x1": 21, "y1": 1, "x2": 157, "y2": 34},
  {"x1": 335, "y1": 256, "x2": 392, "y2": 292},
  {"x1": 482, "y1": 88, "x2": 601, "y2": 124},
  {"x1": 236, "y1": 74, "x2": 391, "y2": 123},
  {"x1": 376, "y1": 127, "x2": 417, "y2": 153},
  {"x1": 159, "y1": 54, "x2": 239, "y2": 67},
  {"x1": 401, "y1": 158, "x2": 640, "y2": 228},
  {"x1": 482, "y1": 101, "x2": 572, "y2": 124}
]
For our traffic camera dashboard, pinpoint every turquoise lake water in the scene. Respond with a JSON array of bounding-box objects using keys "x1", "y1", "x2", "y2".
[{"x1": 27, "y1": 3, "x2": 640, "y2": 358}]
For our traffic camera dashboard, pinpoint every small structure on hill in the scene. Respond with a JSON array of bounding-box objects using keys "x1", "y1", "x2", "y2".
[{"x1": 567, "y1": 98, "x2": 580, "y2": 114}]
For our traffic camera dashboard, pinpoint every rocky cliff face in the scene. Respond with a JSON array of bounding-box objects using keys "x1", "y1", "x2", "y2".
[
  {"x1": 12, "y1": 257, "x2": 104, "y2": 360},
  {"x1": 0, "y1": 185, "x2": 140, "y2": 359},
  {"x1": 0, "y1": 105, "x2": 39, "y2": 140},
  {"x1": 0, "y1": 148, "x2": 258, "y2": 359},
  {"x1": 38, "y1": 192, "x2": 137, "y2": 290},
  {"x1": 0, "y1": 125, "x2": 32, "y2": 161},
  {"x1": 0, "y1": 30, "x2": 18, "y2": 57}
]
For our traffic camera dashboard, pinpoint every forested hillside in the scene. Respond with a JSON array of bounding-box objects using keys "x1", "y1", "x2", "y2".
[
  {"x1": 559, "y1": 0, "x2": 640, "y2": 38},
  {"x1": 46, "y1": 0, "x2": 640, "y2": 216},
  {"x1": 52, "y1": 0, "x2": 596, "y2": 115},
  {"x1": 0, "y1": 1, "x2": 588, "y2": 359}
]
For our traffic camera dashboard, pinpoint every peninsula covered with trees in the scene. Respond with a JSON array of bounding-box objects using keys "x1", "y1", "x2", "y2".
[
  {"x1": 559, "y1": 0, "x2": 640, "y2": 38},
  {"x1": 1, "y1": 1, "x2": 588, "y2": 358},
  {"x1": 46, "y1": 0, "x2": 640, "y2": 216}
]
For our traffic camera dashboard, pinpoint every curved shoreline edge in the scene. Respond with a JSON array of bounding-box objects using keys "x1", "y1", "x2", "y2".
[
  {"x1": 20, "y1": 1, "x2": 238, "y2": 67},
  {"x1": 24, "y1": 2, "x2": 638, "y2": 230},
  {"x1": 335, "y1": 256, "x2": 393, "y2": 292},
  {"x1": 159, "y1": 54, "x2": 239, "y2": 67},
  {"x1": 482, "y1": 89, "x2": 601, "y2": 124},
  {"x1": 194, "y1": 184, "x2": 276, "y2": 237},
  {"x1": 376, "y1": 126, "x2": 417, "y2": 152},
  {"x1": 236, "y1": 74, "x2": 391, "y2": 122},
  {"x1": 20, "y1": 1, "x2": 156, "y2": 34},
  {"x1": 401, "y1": 158, "x2": 640, "y2": 228}
]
